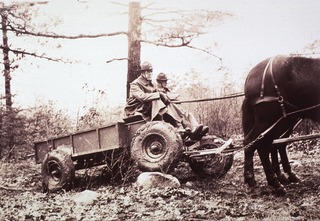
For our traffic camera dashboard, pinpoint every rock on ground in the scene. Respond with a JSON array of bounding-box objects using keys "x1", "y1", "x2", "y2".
[
  {"x1": 72, "y1": 190, "x2": 100, "y2": 205},
  {"x1": 136, "y1": 172, "x2": 180, "y2": 190}
]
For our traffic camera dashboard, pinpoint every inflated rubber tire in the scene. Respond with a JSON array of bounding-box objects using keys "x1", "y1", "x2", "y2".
[
  {"x1": 41, "y1": 145, "x2": 75, "y2": 192},
  {"x1": 189, "y1": 143, "x2": 233, "y2": 178},
  {"x1": 131, "y1": 121, "x2": 183, "y2": 173}
]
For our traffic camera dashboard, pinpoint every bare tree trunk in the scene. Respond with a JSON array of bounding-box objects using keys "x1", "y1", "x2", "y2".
[
  {"x1": 1, "y1": 12, "x2": 14, "y2": 159},
  {"x1": 126, "y1": 2, "x2": 141, "y2": 99},
  {"x1": 1, "y1": 13, "x2": 12, "y2": 109}
]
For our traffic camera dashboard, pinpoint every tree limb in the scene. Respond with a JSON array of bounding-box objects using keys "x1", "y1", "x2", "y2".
[
  {"x1": 6, "y1": 26, "x2": 128, "y2": 39},
  {"x1": 0, "y1": 45, "x2": 74, "y2": 63},
  {"x1": 106, "y1": 57, "x2": 128, "y2": 63},
  {"x1": 185, "y1": 44, "x2": 222, "y2": 64},
  {"x1": 141, "y1": 39, "x2": 222, "y2": 68}
]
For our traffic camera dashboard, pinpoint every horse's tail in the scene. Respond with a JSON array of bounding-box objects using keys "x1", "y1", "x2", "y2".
[{"x1": 241, "y1": 97, "x2": 254, "y2": 144}]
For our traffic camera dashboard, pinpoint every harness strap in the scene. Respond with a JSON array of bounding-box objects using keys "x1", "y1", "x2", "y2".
[
  {"x1": 269, "y1": 58, "x2": 287, "y2": 117},
  {"x1": 251, "y1": 96, "x2": 278, "y2": 106},
  {"x1": 258, "y1": 56, "x2": 287, "y2": 117},
  {"x1": 260, "y1": 57, "x2": 274, "y2": 98}
]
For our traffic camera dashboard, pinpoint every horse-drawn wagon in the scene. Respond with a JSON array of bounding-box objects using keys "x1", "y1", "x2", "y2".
[
  {"x1": 35, "y1": 55, "x2": 320, "y2": 195},
  {"x1": 34, "y1": 115, "x2": 234, "y2": 192}
]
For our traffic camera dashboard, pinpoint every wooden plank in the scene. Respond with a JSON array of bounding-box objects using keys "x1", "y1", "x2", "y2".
[{"x1": 273, "y1": 133, "x2": 320, "y2": 144}]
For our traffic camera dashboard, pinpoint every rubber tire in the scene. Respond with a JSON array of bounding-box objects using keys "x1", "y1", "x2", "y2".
[
  {"x1": 41, "y1": 145, "x2": 75, "y2": 192},
  {"x1": 189, "y1": 143, "x2": 233, "y2": 178},
  {"x1": 131, "y1": 121, "x2": 183, "y2": 173}
]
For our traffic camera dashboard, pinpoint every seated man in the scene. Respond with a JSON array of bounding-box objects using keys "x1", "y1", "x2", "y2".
[
  {"x1": 124, "y1": 61, "x2": 207, "y2": 140},
  {"x1": 155, "y1": 72, "x2": 209, "y2": 139},
  {"x1": 124, "y1": 61, "x2": 164, "y2": 122}
]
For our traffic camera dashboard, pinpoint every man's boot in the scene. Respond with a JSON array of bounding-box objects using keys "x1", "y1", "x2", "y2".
[
  {"x1": 189, "y1": 125, "x2": 203, "y2": 140},
  {"x1": 176, "y1": 121, "x2": 191, "y2": 139}
]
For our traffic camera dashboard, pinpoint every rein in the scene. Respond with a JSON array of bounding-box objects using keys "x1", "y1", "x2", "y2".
[
  {"x1": 242, "y1": 103, "x2": 320, "y2": 152},
  {"x1": 224, "y1": 103, "x2": 320, "y2": 156},
  {"x1": 171, "y1": 92, "x2": 245, "y2": 104}
]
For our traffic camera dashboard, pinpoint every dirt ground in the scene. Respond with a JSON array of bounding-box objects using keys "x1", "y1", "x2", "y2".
[{"x1": 0, "y1": 140, "x2": 319, "y2": 221}]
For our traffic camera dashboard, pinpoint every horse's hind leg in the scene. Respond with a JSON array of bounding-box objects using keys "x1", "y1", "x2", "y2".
[
  {"x1": 244, "y1": 147, "x2": 257, "y2": 187},
  {"x1": 276, "y1": 120, "x2": 302, "y2": 184},
  {"x1": 271, "y1": 145, "x2": 290, "y2": 185},
  {"x1": 257, "y1": 145, "x2": 286, "y2": 195},
  {"x1": 242, "y1": 97, "x2": 260, "y2": 188},
  {"x1": 278, "y1": 145, "x2": 301, "y2": 183}
]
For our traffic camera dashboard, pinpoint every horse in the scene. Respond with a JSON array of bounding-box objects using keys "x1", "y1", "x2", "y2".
[{"x1": 242, "y1": 55, "x2": 320, "y2": 195}]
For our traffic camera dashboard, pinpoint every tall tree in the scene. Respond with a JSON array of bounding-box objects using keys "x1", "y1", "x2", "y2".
[
  {"x1": 127, "y1": 2, "x2": 141, "y2": 99},
  {"x1": 1, "y1": 7, "x2": 16, "y2": 157},
  {"x1": 1, "y1": 12, "x2": 11, "y2": 110}
]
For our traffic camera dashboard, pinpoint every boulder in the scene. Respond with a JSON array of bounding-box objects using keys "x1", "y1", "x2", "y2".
[
  {"x1": 72, "y1": 190, "x2": 100, "y2": 205},
  {"x1": 136, "y1": 172, "x2": 180, "y2": 190}
]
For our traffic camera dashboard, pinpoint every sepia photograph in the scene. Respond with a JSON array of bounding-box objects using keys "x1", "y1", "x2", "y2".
[{"x1": 0, "y1": 0, "x2": 319, "y2": 220}]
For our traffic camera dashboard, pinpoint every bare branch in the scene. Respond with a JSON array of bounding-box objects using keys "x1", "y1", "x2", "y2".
[
  {"x1": 106, "y1": 57, "x2": 128, "y2": 63},
  {"x1": 0, "y1": 45, "x2": 73, "y2": 63},
  {"x1": 5, "y1": 26, "x2": 128, "y2": 39},
  {"x1": 141, "y1": 39, "x2": 222, "y2": 68},
  {"x1": 141, "y1": 6, "x2": 190, "y2": 18},
  {"x1": 141, "y1": 39, "x2": 183, "y2": 48},
  {"x1": 141, "y1": 2, "x2": 156, "y2": 10},
  {"x1": 143, "y1": 17, "x2": 177, "y2": 24},
  {"x1": 110, "y1": 1, "x2": 128, "y2": 7},
  {"x1": 184, "y1": 44, "x2": 222, "y2": 65}
]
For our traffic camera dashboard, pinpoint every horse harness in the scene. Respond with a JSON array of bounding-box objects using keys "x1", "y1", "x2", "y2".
[
  {"x1": 252, "y1": 56, "x2": 291, "y2": 118},
  {"x1": 244, "y1": 56, "x2": 320, "y2": 151}
]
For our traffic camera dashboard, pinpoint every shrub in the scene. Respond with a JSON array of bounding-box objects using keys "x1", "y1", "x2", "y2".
[{"x1": 0, "y1": 101, "x2": 73, "y2": 160}]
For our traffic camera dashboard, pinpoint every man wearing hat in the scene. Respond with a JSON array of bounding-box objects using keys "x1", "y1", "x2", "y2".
[
  {"x1": 125, "y1": 61, "x2": 167, "y2": 122},
  {"x1": 156, "y1": 72, "x2": 170, "y2": 93},
  {"x1": 125, "y1": 61, "x2": 205, "y2": 140},
  {"x1": 155, "y1": 72, "x2": 209, "y2": 139}
]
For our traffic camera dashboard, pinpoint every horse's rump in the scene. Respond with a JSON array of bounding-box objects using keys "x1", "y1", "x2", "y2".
[{"x1": 244, "y1": 56, "x2": 320, "y2": 128}]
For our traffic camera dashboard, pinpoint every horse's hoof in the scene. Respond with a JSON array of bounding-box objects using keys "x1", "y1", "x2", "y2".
[
  {"x1": 272, "y1": 185, "x2": 287, "y2": 196},
  {"x1": 288, "y1": 173, "x2": 302, "y2": 183},
  {"x1": 259, "y1": 185, "x2": 273, "y2": 196},
  {"x1": 277, "y1": 174, "x2": 290, "y2": 185},
  {"x1": 245, "y1": 185, "x2": 261, "y2": 197},
  {"x1": 244, "y1": 179, "x2": 257, "y2": 188}
]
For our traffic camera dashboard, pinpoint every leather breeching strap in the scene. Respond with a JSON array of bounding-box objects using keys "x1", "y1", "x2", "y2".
[{"x1": 252, "y1": 56, "x2": 288, "y2": 118}]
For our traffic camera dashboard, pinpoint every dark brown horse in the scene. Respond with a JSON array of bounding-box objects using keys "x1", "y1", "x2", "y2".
[{"x1": 242, "y1": 55, "x2": 320, "y2": 195}]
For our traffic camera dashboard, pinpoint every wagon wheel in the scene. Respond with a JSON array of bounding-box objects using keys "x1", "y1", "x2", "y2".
[
  {"x1": 131, "y1": 121, "x2": 184, "y2": 173},
  {"x1": 189, "y1": 143, "x2": 233, "y2": 178},
  {"x1": 41, "y1": 145, "x2": 75, "y2": 192}
]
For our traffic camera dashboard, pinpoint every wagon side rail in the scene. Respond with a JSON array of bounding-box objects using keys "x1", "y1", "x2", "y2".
[{"x1": 34, "y1": 122, "x2": 128, "y2": 164}]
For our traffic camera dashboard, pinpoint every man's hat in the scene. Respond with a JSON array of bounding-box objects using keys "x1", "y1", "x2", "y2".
[
  {"x1": 156, "y1": 72, "x2": 168, "y2": 81},
  {"x1": 140, "y1": 61, "x2": 153, "y2": 71}
]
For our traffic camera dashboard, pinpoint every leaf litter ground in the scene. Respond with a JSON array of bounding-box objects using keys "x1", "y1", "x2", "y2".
[{"x1": 0, "y1": 140, "x2": 319, "y2": 220}]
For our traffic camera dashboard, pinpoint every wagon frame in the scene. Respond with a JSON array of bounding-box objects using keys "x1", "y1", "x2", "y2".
[{"x1": 35, "y1": 114, "x2": 235, "y2": 192}]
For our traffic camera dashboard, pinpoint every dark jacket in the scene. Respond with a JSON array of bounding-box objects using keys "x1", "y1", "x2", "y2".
[{"x1": 125, "y1": 75, "x2": 160, "y2": 118}]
